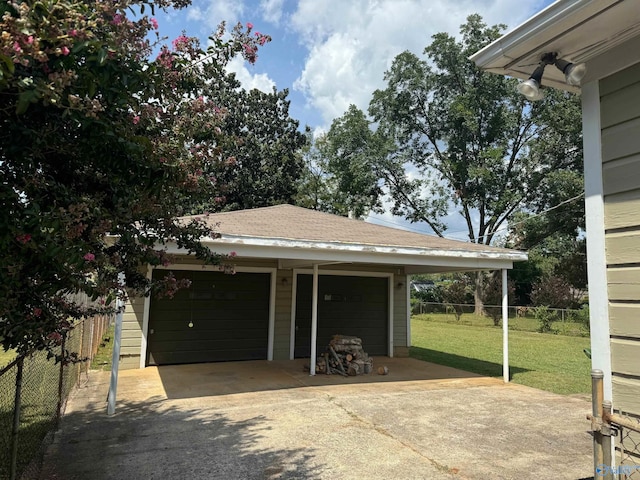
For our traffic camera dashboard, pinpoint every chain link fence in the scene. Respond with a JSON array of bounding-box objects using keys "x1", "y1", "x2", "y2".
[
  {"x1": 614, "y1": 411, "x2": 640, "y2": 479},
  {"x1": 0, "y1": 311, "x2": 112, "y2": 480}
]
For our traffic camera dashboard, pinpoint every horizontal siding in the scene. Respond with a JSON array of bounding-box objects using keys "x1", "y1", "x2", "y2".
[
  {"x1": 393, "y1": 276, "x2": 408, "y2": 348},
  {"x1": 602, "y1": 117, "x2": 640, "y2": 163},
  {"x1": 119, "y1": 355, "x2": 140, "y2": 370},
  {"x1": 273, "y1": 271, "x2": 293, "y2": 360},
  {"x1": 602, "y1": 154, "x2": 640, "y2": 196},
  {"x1": 605, "y1": 231, "x2": 640, "y2": 264},
  {"x1": 600, "y1": 80, "x2": 640, "y2": 129},
  {"x1": 608, "y1": 267, "x2": 640, "y2": 301},
  {"x1": 613, "y1": 375, "x2": 640, "y2": 415},
  {"x1": 121, "y1": 296, "x2": 144, "y2": 358},
  {"x1": 600, "y1": 62, "x2": 640, "y2": 97},
  {"x1": 605, "y1": 189, "x2": 640, "y2": 229},
  {"x1": 611, "y1": 338, "x2": 640, "y2": 377},
  {"x1": 610, "y1": 303, "x2": 640, "y2": 338},
  {"x1": 602, "y1": 65, "x2": 640, "y2": 420}
]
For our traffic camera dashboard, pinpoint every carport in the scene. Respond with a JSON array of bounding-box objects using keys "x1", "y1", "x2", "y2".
[{"x1": 108, "y1": 205, "x2": 527, "y2": 412}]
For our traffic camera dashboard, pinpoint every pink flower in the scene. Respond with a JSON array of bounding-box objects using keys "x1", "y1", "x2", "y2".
[
  {"x1": 83, "y1": 252, "x2": 95, "y2": 261},
  {"x1": 229, "y1": 251, "x2": 237, "y2": 257},
  {"x1": 13, "y1": 42, "x2": 21, "y2": 53},
  {"x1": 246, "y1": 22, "x2": 254, "y2": 29},
  {"x1": 150, "y1": 17, "x2": 159, "y2": 30},
  {"x1": 33, "y1": 308, "x2": 42, "y2": 317},
  {"x1": 27, "y1": 36, "x2": 34, "y2": 45},
  {"x1": 61, "y1": 46, "x2": 70, "y2": 56},
  {"x1": 16, "y1": 233, "x2": 31, "y2": 244},
  {"x1": 69, "y1": 29, "x2": 78, "y2": 37},
  {"x1": 133, "y1": 115, "x2": 140, "y2": 125},
  {"x1": 112, "y1": 14, "x2": 123, "y2": 25}
]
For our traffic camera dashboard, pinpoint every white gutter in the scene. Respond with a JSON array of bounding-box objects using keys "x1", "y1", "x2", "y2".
[
  {"x1": 470, "y1": 0, "x2": 610, "y2": 68},
  {"x1": 197, "y1": 234, "x2": 528, "y2": 262}
]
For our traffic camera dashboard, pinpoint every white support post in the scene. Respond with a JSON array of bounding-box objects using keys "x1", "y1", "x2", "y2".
[
  {"x1": 309, "y1": 264, "x2": 319, "y2": 376},
  {"x1": 502, "y1": 268, "x2": 509, "y2": 383},
  {"x1": 107, "y1": 297, "x2": 124, "y2": 415}
]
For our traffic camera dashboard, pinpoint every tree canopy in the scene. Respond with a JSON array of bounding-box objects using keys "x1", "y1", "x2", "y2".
[{"x1": 0, "y1": 0, "x2": 270, "y2": 355}]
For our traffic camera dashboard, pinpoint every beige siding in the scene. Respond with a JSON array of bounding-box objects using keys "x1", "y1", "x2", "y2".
[
  {"x1": 119, "y1": 295, "x2": 144, "y2": 369},
  {"x1": 273, "y1": 270, "x2": 293, "y2": 360},
  {"x1": 610, "y1": 304, "x2": 640, "y2": 338},
  {"x1": 601, "y1": 63, "x2": 640, "y2": 417},
  {"x1": 393, "y1": 275, "x2": 408, "y2": 349}
]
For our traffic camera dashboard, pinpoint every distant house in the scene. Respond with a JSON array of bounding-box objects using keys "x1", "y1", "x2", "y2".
[
  {"x1": 116, "y1": 205, "x2": 525, "y2": 373},
  {"x1": 471, "y1": 0, "x2": 640, "y2": 468},
  {"x1": 410, "y1": 279, "x2": 436, "y2": 293}
]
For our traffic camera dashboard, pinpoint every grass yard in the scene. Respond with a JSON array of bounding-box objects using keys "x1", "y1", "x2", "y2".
[
  {"x1": 410, "y1": 317, "x2": 591, "y2": 395},
  {"x1": 0, "y1": 348, "x2": 17, "y2": 370},
  {"x1": 90, "y1": 323, "x2": 115, "y2": 371}
]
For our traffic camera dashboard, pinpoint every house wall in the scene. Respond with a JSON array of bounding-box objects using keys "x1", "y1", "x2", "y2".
[
  {"x1": 118, "y1": 259, "x2": 409, "y2": 368},
  {"x1": 600, "y1": 61, "x2": 640, "y2": 415}
]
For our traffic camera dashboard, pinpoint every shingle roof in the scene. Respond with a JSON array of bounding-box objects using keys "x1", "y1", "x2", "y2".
[{"x1": 182, "y1": 205, "x2": 522, "y2": 256}]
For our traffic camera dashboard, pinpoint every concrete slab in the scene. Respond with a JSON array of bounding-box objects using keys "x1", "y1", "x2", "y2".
[{"x1": 39, "y1": 359, "x2": 594, "y2": 480}]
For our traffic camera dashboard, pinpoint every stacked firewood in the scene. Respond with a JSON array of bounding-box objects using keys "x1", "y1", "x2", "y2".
[{"x1": 315, "y1": 335, "x2": 373, "y2": 376}]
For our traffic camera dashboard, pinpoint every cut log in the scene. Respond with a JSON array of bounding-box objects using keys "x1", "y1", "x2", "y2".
[
  {"x1": 347, "y1": 363, "x2": 360, "y2": 376},
  {"x1": 377, "y1": 366, "x2": 389, "y2": 375},
  {"x1": 346, "y1": 353, "x2": 353, "y2": 362},
  {"x1": 329, "y1": 346, "x2": 347, "y2": 376}
]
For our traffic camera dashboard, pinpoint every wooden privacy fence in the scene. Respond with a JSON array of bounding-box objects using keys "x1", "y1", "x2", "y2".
[{"x1": 0, "y1": 312, "x2": 112, "y2": 480}]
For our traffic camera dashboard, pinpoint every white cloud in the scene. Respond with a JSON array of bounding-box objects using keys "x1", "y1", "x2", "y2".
[
  {"x1": 226, "y1": 56, "x2": 276, "y2": 93},
  {"x1": 260, "y1": 0, "x2": 285, "y2": 24},
  {"x1": 290, "y1": 0, "x2": 545, "y2": 128},
  {"x1": 189, "y1": 0, "x2": 246, "y2": 29}
]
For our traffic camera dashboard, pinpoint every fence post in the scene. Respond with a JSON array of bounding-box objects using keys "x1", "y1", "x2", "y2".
[
  {"x1": 591, "y1": 369, "x2": 612, "y2": 479},
  {"x1": 10, "y1": 356, "x2": 24, "y2": 480},
  {"x1": 56, "y1": 335, "x2": 66, "y2": 427}
]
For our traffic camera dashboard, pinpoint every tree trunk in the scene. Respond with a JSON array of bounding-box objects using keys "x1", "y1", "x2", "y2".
[{"x1": 473, "y1": 272, "x2": 485, "y2": 316}]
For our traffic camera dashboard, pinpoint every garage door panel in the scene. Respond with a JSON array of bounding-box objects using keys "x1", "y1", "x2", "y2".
[
  {"x1": 148, "y1": 270, "x2": 270, "y2": 365},
  {"x1": 295, "y1": 275, "x2": 388, "y2": 357}
]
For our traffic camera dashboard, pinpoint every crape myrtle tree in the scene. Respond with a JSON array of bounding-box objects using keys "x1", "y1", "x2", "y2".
[
  {"x1": 347, "y1": 14, "x2": 583, "y2": 313},
  {"x1": 0, "y1": 0, "x2": 270, "y2": 357}
]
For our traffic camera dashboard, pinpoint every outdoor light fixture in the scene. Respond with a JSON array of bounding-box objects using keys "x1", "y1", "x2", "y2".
[{"x1": 517, "y1": 52, "x2": 587, "y2": 101}]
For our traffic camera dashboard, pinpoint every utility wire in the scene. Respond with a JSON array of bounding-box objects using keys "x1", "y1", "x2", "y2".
[{"x1": 366, "y1": 191, "x2": 585, "y2": 242}]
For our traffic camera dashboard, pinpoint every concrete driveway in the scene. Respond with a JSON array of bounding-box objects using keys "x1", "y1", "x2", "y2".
[{"x1": 40, "y1": 358, "x2": 593, "y2": 479}]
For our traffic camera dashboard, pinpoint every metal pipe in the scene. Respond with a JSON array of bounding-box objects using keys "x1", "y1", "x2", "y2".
[
  {"x1": 502, "y1": 269, "x2": 509, "y2": 382},
  {"x1": 107, "y1": 299, "x2": 124, "y2": 415},
  {"x1": 10, "y1": 357, "x2": 24, "y2": 480},
  {"x1": 56, "y1": 335, "x2": 66, "y2": 427},
  {"x1": 602, "y1": 400, "x2": 613, "y2": 472},
  {"x1": 309, "y1": 264, "x2": 319, "y2": 376},
  {"x1": 591, "y1": 369, "x2": 605, "y2": 478}
]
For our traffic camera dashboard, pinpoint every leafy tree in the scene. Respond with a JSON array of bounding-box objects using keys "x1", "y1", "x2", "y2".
[
  {"x1": 210, "y1": 87, "x2": 307, "y2": 212},
  {"x1": 365, "y1": 14, "x2": 583, "y2": 312},
  {"x1": 295, "y1": 109, "x2": 384, "y2": 219},
  {"x1": 441, "y1": 275, "x2": 473, "y2": 321},
  {"x1": 530, "y1": 276, "x2": 573, "y2": 309},
  {"x1": 482, "y1": 271, "x2": 516, "y2": 326},
  {"x1": 0, "y1": 0, "x2": 269, "y2": 356}
]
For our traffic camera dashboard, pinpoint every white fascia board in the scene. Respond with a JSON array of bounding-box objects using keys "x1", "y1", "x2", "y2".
[
  {"x1": 198, "y1": 235, "x2": 527, "y2": 262},
  {"x1": 105, "y1": 233, "x2": 525, "y2": 270},
  {"x1": 469, "y1": 0, "x2": 610, "y2": 68}
]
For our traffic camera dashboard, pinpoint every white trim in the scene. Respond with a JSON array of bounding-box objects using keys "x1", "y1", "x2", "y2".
[
  {"x1": 267, "y1": 270, "x2": 276, "y2": 361},
  {"x1": 502, "y1": 269, "x2": 509, "y2": 383},
  {"x1": 289, "y1": 273, "x2": 298, "y2": 360},
  {"x1": 582, "y1": 80, "x2": 613, "y2": 402},
  {"x1": 309, "y1": 265, "x2": 319, "y2": 376},
  {"x1": 406, "y1": 274, "x2": 412, "y2": 348},
  {"x1": 139, "y1": 266, "x2": 152, "y2": 369},
  {"x1": 141, "y1": 264, "x2": 277, "y2": 366},
  {"x1": 162, "y1": 238, "x2": 526, "y2": 265}
]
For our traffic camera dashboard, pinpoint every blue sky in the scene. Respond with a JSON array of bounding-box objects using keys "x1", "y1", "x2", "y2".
[{"x1": 153, "y1": 0, "x2": 555, "y2": 239}]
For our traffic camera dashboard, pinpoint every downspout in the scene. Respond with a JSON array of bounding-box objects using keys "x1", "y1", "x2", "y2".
[{"x1": 107, "y1": 295, "x2": 124, "y2": 415}]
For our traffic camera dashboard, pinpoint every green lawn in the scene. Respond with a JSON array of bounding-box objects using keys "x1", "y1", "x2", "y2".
[
  {"x1": 410, "y1": 317, "x2": 591, "y2": 395},
  {"x1": 0, "y1": 348, "x2": 17, "y2": 370}
]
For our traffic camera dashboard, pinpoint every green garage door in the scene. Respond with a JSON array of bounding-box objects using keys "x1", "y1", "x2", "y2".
[
  {"x1": 147, "y1": 270, "x2": 270, "y2": 365},
  {"x1": 294, "y1": 275, "x2": 388, "y2": 358}
]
